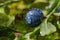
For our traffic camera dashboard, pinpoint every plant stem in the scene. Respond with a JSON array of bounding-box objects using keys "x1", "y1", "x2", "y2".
[{"x1": 45, "y1": 0, "x2": 59, "y2": 23}]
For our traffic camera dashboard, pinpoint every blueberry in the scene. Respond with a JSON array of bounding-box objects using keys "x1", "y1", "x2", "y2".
[
  {"x1": 56, "y1": 6, "x2": 60, "y2": 13},
  {"x1": 25, "y1": 8, "x2": 43, "y2": 27}
]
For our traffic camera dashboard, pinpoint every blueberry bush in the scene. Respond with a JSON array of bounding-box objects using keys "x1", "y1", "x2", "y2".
[{"x1": 0, "y1": 0, "x2": 60, "y2": 40}]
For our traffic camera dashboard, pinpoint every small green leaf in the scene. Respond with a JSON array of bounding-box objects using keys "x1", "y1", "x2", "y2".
[
  {"x1": 40, "y1": 22, "x2": 56, "y2": 36},
  {"x1": 23, "y1": 0, "x2": 35, "y2": 4},
  {"x1": 0, "y1": 13, "x2": 15, "y2": 27},
  {"x1": 14, "y1": 37, "x2": 19, "y2": 40},
  {"x1": 34, "y1": 0, "x2": 48, "y2": 3},
  {"x1": 24, "y1": 32, "x2": 34, "y2": 40},
  {"x1": 0, "y1": 7, "x2": 5, "y2": 14},
  {"x1": 57, "y1": 20, "x2": 60, "y2": 29},
  {"x1": 30, "y1": 2, "x2": 49, "y2": 10},
  {"x1": 53, "y1": 13, "x2": 60, "y2": 17},
  {"x1": 7, "y1": 15, "x2": 15, "y2": 26},
  {"x1": 4, "y1": 6, "x2": 10, "y2": 15},
  {"x1": 0, "y1": 13, "x2": 9, "y2": 26}
]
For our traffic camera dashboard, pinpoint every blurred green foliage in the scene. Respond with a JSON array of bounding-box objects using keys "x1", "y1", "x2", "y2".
[{"x1": 0, "y1": 0, "x2": 60, "y2": 40}]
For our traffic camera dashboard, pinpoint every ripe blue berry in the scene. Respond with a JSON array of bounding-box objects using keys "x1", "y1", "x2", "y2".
[
  {"x1": 25, "y1": 8, "x2": 43, "y2": 27},
  {"x1": 56, "y1": 6, "x2": 60, "y2": 13}
]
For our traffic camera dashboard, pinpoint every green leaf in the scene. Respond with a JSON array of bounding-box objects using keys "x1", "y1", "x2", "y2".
[
  {"x1": 53, "y1": 13, "x2": 60, "y2": 17},
  {"x1": 0, "y1": 7, "x2": 5, "y2": 14},
  {"x1": 57, "y1": 20, "x2": 60, "y2": 29},
  {"x1": 0, "y1": 37, "x2": 11, "y2": 40},
  {"x1": 23, "y1": 0, "x2": 35, "y2": 4},
  {"x1": 7, "y1": 15, "x2": 15, "y2": 26},
  {"x1": 0, "y1": 13, "x2": 15, "y2": 27},
  {"x1": 14, "y1": 37, "x2": 19, "y2": 40},
  {"x1": 15, "y1": 20, "x2": 27, "y2": 34},
  {"x1": 4, "y1": 6, "x2": 10, "y2": 15},
  {"x1": 23, "y1": 26, "x2": 40, "y2": 40},
  {"x1": 30, "y1": 2, "x2": 49, "y2": 10},
  {"x1": 34, "y1": 0, "x2": 48, "y2": 3},
  {"x1": 0, "y1": 13, "x2": 9, "y2": 26},
  {"x1": 40, "y1": 22, "x2": 56, "y2": 36},
  {"x1": 24, "y1": 33, "x2": 34, "y2": 40}
]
